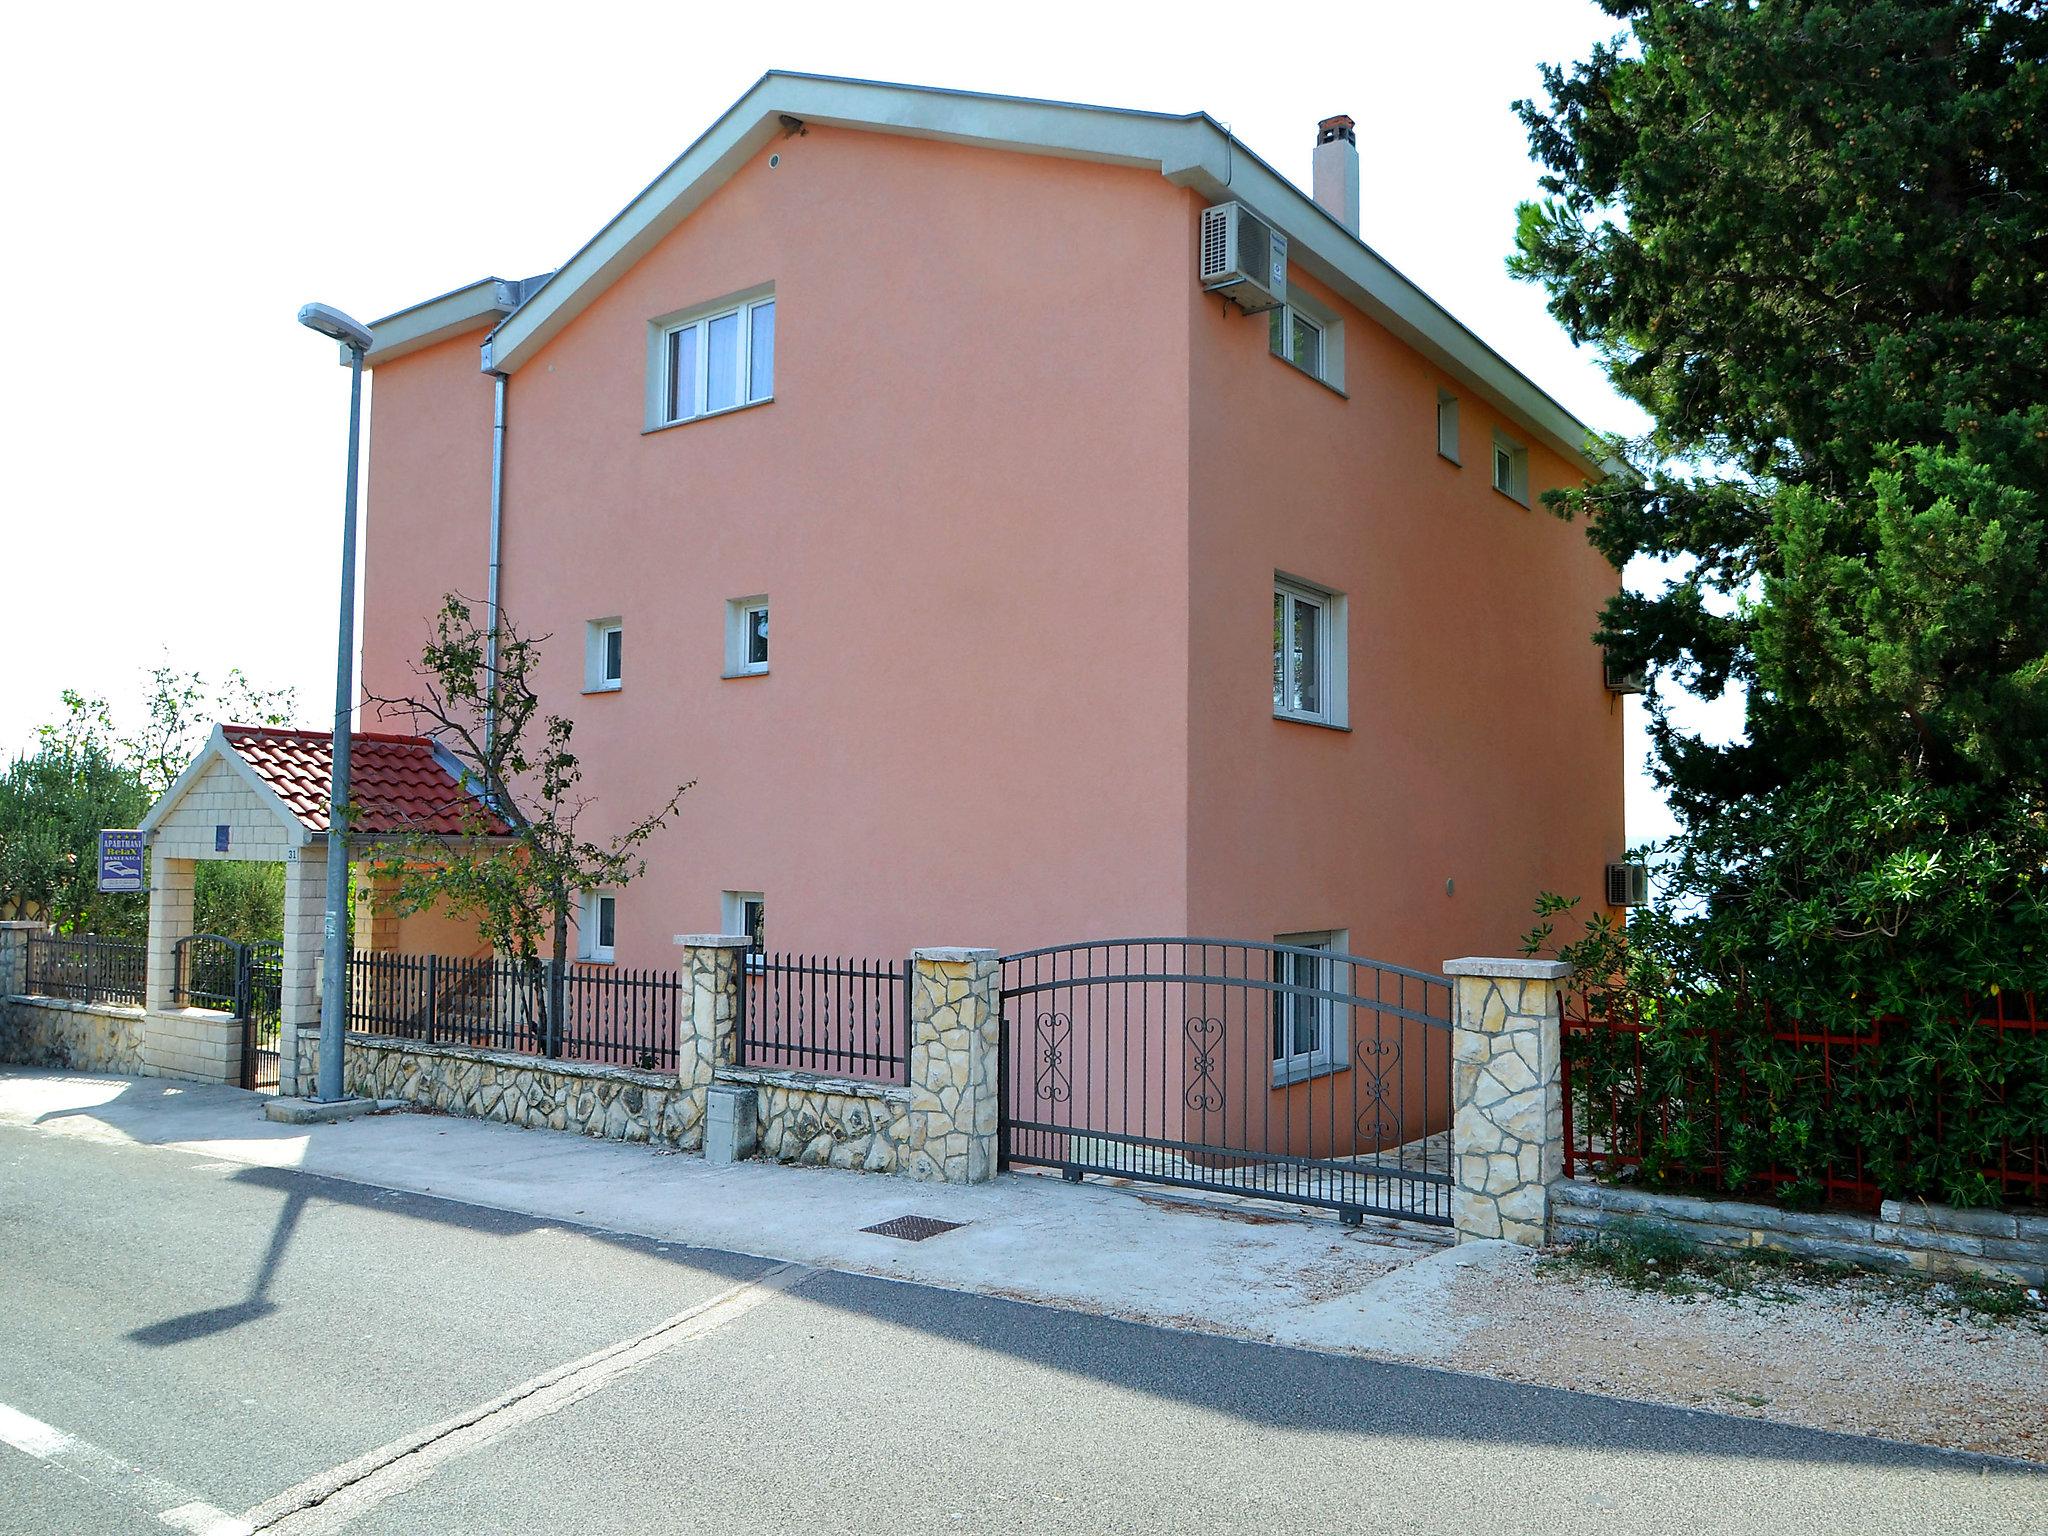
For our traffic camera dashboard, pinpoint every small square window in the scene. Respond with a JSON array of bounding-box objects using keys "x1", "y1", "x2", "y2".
[
  {"x1": 1268, "y1": 303, "x2": 1334, "y2": 385},
  {"x1": 1437, "y1": 392, "x2": 1460, "y2": 463},
  {"x1": 725, "y1": 597, "x2": 770, "y2": 676},
  {"x1": 723, "y1": 891, "x2": 765, "y2": 965},
  {"x1": 1492, "y1": 434, "x2": 1530, "y2": 505},
  {"x1": 585, "y1": 619, "x2": 623, "y2": 692},
  {"x1": 1273, "y1": 576, "x2": 1348, "y2": 728},
  {"x1": 581, "y1": 891, "x2": 618, "y2": 962}
]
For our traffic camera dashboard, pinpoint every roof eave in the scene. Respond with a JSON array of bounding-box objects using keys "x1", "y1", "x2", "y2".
[
  {"x1": 357, "y1": 277, "x2": 531, "y2": 368},
  {"x1": 479, "y1": 71, "x2": 1609, "y2": 477}
]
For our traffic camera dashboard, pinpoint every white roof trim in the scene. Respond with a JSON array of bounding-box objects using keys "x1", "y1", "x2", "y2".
[
  {"x1": 138, "y1": 726, "x2": 313, "y2": 845},
  {"x1": 477, "y1": 71, "x2": 1607, "y2": 473},
  {"x1": 358, "y1": 276, "x2": 535, "y2": 368}
]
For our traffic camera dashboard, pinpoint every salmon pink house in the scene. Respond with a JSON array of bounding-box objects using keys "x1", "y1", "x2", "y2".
[{"x1": 353, "y1": 72, "x2": 1626, "y2": 989}]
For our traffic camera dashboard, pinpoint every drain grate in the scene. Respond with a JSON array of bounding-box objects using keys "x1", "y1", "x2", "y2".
[{"x1": 861, "y1": 1214, "x2": 966, "y2": 1242}]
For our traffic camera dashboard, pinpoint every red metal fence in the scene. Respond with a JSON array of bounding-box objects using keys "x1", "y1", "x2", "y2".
[{"x1": 1561, "y1": 990, "x2": 2047, "y2": 1210}]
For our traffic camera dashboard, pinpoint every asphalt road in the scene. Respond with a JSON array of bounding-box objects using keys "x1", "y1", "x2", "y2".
[{"x1": 1, "y1": 1119, "x2": 2040, "y2": 1535}]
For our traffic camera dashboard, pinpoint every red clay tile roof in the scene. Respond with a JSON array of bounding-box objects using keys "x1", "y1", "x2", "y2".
[{"x1": 221, "y1": 725, "x2": 510, "y2": 838}]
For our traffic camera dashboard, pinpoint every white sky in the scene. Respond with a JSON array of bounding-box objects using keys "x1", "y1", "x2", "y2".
[{"x1": 0, "y1": 0, "x2": 1739, "y2": 845}]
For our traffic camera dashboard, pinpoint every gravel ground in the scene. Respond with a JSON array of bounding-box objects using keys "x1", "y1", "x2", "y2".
[{"x1": 1431, "y1": 1247, "x2": 2048, "y2": 1463}]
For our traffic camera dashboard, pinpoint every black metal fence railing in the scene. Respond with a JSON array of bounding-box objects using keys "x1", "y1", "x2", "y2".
[
  {"x1": 345, "y1": 951, "x2": 682, "y2": 1071},
  {"x1": 739, "y1": 951, "x2": 911, "y2": 1083},
  {"x1": 22, "y1": 933, "x2": 147, "y2": 1007},
  {"x1": 172, "y1": 935, "x2": 283, "y2": 1022}
]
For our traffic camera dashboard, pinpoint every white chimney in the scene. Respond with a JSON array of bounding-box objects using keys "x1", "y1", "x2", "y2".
[{"x1": 1312, "y1": 115, "x2": 1359, "y2": 237}]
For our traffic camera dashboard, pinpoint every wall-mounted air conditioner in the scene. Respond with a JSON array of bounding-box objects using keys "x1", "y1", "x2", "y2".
[
  {"x1": 1603, "y1": 652, "x2": 1647, "y2": 694},
  {"x1": 1606, "y1": 862, "x2": 1651, "y2": 908},
  {"x1": 1200, "y1": 202, "x2": 1288, "y2": 314}
]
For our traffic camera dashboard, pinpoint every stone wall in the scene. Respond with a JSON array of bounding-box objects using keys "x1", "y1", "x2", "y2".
[
  {"x1": 718, "y1": 1065, "x2": 913, "y2": 1172},
  {"x1": 1, "y1": 996, "x2": 145, "y2": 1073},
  {"x1": 904, "y1": 948, "x2": 1001, "y2": 1183},
  {"x1": 342, "y1": 1034, "x2": 701, "y2": 1147},
  {"x1": 141, "y1": 1007, "x2": 243, "y2": 1084},
  {"x1": 1553, "y1": 1180, "x2": 2048, "y2": 1288}
]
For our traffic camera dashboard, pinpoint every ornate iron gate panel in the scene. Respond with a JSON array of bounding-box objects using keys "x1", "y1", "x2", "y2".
[{"x1": 999, "y1": 939, "x2": 1453, "y2": 1225}]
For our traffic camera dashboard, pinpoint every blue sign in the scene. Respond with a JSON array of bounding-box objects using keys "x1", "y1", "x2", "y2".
[{"x1": 99, "y1": 830, "x2": 145, "y2": 893}]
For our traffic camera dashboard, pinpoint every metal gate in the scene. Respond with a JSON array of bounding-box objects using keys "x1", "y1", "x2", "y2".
[
  {"x1": 174, "y1": 935, "x2": 284, "y2": 1092},
  {"x1": 999, "y1": 939, "x2": 1453, "y2": 1225}
]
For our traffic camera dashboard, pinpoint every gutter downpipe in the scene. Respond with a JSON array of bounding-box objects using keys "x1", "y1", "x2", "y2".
[{"x1": 484, "y1": 369, "x2": 507, "y2": 764}]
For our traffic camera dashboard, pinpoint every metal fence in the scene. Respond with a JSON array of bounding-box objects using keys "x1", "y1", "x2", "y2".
[
  {"x1": 739, "y1": 951, "x2": 911, "y2": 1082},
  {"x1": 1562, "y1": 989, "x2": 2048, "y2": 1209},
  {"x1": 345, "y1": 951, "x2": 683, "y2": 1071},
  {"x1": 22, "y1": 933, "x2": 147, "y2": 1007}
]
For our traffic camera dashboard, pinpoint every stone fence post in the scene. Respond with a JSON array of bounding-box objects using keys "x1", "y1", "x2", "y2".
[
  {"x1": 0, "y1": 921, "x2": 48, "y2": 998},
  {"x1": 674, "y1": 935, "x2": 751, "y2": 1152},
  {"x1": 1443, "y1": 956, "x2": 1573, "y2": 1246},
  {"x1": 906, "y1": 947, "x2": 1001, "y2": 1184}
]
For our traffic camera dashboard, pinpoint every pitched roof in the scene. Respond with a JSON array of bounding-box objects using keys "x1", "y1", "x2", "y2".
[
  {"x1": 220, "y1": 726, "x2": 509, "y2": 838},
  {"x1": 371, "y1": 71, "x2": 1609, "y2": 474}
]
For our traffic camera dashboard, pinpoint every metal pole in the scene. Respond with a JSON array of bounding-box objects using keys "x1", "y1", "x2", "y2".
[{"x1": 317, "y1": 343, "x2": 365, "y2": 1101}]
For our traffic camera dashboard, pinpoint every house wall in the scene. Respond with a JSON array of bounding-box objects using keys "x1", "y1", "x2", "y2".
[
  {"x1": 359, "y1": 330, "x2": 499, "y2": 733},
  {"x1": 363, "y1": 126, "x2": 1196, "y2": 964},
  {"x1": 1182, "y1": 217, "x2": 1624, "y2": 979}
]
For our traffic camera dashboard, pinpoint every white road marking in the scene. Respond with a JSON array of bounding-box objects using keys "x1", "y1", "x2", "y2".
[
  {"x1": 0, "y1": 1400, "x2": 252, "y2": 1534},
  {"x1": 248, "y1": 1260, "x2": 815, "y2": 1533}
]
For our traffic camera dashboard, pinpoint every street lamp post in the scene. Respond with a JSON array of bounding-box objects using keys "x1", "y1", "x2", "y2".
[{"x1": 298, "y1": 302, "x2": 374, "y2": 1103}]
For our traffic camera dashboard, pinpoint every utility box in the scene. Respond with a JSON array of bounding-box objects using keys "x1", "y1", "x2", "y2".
[{"x1": 705, "y1": 1083, "x2": 759, "y2": 1166}]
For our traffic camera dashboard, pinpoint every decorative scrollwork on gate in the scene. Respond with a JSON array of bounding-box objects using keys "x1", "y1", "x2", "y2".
[
  {"x1": 1034, "y1": 1012, "x2": 1072, "y2": 1103},
  {"x1": 1183, "y1": 1016, "x2": 1224, "y2": 1113},
  {"x1": 1353, "y1": 1031, "x2": 1404, "y2": 1145}
]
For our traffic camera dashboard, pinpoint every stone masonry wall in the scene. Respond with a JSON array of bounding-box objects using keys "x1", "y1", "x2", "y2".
[
  {"x1": 1, "y1": 996, "x2": 145, "y2": 1073},
  {"x1": 718, "y1": 1065, "x2": 913, "y2": 1172},
  {"x1": 343, "y1": 1034, "x2": 701, "y2": 1146},
  {"x1": 1554, "y1": 1180, "x2": 2048, "y2": 1288}
]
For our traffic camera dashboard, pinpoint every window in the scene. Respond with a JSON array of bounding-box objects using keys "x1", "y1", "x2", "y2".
[
  {"x1": 725, "y1": 596, "x2": 769, "y2": 677},
  {"x1": 1266, "y1": 294, "x2": 1344, "y2": 389},
  {"x1": 584, "y1": 619, "x2": 623, "y2": 692},
  {"x1": 1273, "y1": 931, "x2": 1349, "y2": 1086},
  {"x1": 657, "y1": 294, "x2": 775, "y2": 426},
  {"x1": 1492, "y1": 433, "x2": 1530, "y2": 505},
  {"x1": 1272, "y1": 576, "x2": 1348, "y2": 727},
  {"x1": 580, "y1": 891, "x2": 618, "y2": 962},
  {"x1": 722, "y1": 890, "x2": 765, "y2": 959},
  {"x1": 1436, "y1": 392, "x2": 1460, "y2": 463}
]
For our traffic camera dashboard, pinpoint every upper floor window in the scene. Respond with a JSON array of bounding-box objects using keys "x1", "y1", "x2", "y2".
[
  {"x1": 1492, "y1": 433, "x2": 1530, "y2": 505},
  {"x1": 1266, "y1": 293, "x2": 1344, "y2": 390},
  {"x1": 725, "y1": 596, "x2": 769, "y2": 677},
  {"x1": 585, "y1": 618, "x2": 623, "y2": 692},
  {"x1": 658, "y1": 293, "x2": 775, "y2": 426},
  {"x1": 1436, "y1": 392, "x2": 1461, "y2": 463},
  {"x1": 1273, "y1": 576, "x2": 1349, "y2": 728}
]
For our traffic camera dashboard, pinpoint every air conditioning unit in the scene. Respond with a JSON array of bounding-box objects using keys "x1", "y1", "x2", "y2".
[
  {"x1": 1199, "y1": 202, "x2": 1288, "y2": 313},
  {"x1": 1606, "y1": 862, "x2": 1651, "y2": 908},
  {"x1": 1603, "y1": 651, "x2": 1647, "y2": 694}
]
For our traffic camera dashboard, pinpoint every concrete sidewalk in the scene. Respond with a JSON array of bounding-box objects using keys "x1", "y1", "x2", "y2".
[{"x1": 0, "y1": 1069, "x2": 1481, "y2": 1358}]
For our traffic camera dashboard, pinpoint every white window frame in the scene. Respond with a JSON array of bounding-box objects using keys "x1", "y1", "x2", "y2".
[
  {"x1": 580, "y1": 890, "x2": 618, "y2": 963},
  {"x1": 584, "y1": 618, "x2": 623, "y2": 693},
  {"x1": 724, "y1": 596, "x2": 770, "y2": 678},
  {"x1": 1266, "y1": 288, "x2": 1345, "y2": 391},
  {"x1": 1436, "y1": 391, "x2": 1461, "y2": 464},
  {"x1": 1272, "y1": 930, "x2": 1350, "y2": 1087},
  {"x1": 645, "y1": 286, "x2": 775, "y2": 430},
  {"x1": 722, "y1": 890, "x2": 765, "y2": 968},
  {"x1": 1272, "y1": 575, "x2": 1349, "y2": 729},
  {"x1": 1492, "y1": 432, "x2": 1530, "y2": 505}
]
